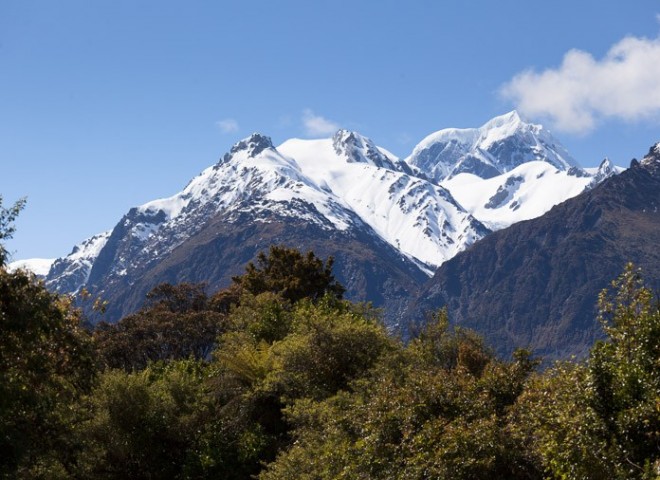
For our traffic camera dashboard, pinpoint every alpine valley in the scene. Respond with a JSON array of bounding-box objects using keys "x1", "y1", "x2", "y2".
[{"x1": 29, "y1": 111, "x2": 653, "y2": 359}]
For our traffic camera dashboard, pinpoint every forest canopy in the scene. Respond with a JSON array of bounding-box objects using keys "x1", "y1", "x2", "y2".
[{"x1": 1, "y1": 231, "x2": 659, "y2": 478}]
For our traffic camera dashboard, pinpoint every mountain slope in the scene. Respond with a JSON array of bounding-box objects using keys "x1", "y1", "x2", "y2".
[
  {"x1": 7, "y1": 258, "x2": 55, "y2": 277},
  {"x1": 441, "y1": 159, "x2": 616, "y2": 231},
  {"x1": 408, "y1": 144, "x2": 660, "y2": 360},
  {"x1": 45, "y1": 232, "x2": 110, "y2": 293},
  {"x1": 47, "y1": 132, "x2": 480, "y2": 324},
  {"x1": 277, "y1": 132, "x2": 489, "y2": 272},
  {"x1": 91, "y1": 210, "x2": 428, "y2": 324},
  {"x1": 407, "y1": 111, "x2": 578, "y2": 182},
  {"x1": 42, "y1": 113, "x2": 622, "y2": 327}
]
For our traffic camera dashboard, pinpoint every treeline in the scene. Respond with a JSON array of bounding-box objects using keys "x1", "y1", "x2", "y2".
[{"x1": 2, "y1": 244, "x2": 660, "y2": 479}]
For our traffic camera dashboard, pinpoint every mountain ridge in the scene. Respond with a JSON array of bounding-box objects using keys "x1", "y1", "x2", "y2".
[
  {"x1": 408, "y1": 146, "x2": 660, "y2": 360},
  {"x1": 40, "y1": 112, "x2": 621, "y2": 327}
]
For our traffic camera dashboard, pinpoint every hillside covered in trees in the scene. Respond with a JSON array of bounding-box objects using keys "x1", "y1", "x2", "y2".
[{"x1": 3, "y1": 224, "x2": 660, "y2": 478}]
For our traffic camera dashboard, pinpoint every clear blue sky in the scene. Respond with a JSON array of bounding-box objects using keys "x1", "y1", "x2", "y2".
[{"x1": 3, "y1": 0, "x2": 660, "y2": 260}]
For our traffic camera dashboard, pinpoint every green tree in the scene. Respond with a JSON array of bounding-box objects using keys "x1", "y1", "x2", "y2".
[
  {"x1": 145, "y1": 282, "x2": 209, "y2": 313},
  {"x1": 76, "y1": 360, "x2": 211, "y2": 479},
  {"x1": 0, "y1": 268, "x2": 97, "y2": 477},
  {"x1": 94, "y1": 283, "x2": 226, "y2": 371},
  {"x1": 509, "y1": 264, "x2": 660, "y2": 479},
  {"x1": 192, "y1": 296, "x2": 391, "y2": 479},
  {"x1": 232, "y1": 246, "x2": 345, "y2": 303},
  {"x1": 589, "y1": 263, "x2": 660, "y2": 478},
  {"x1": 261, "y1": 313, "x2": 539, "y2": 480},
  {"x1": 509, "y1": 362, "x2": 613, "y2": 480},
  {"x1": 0, "y1": 195, "x2": 26, "y2": 266}
]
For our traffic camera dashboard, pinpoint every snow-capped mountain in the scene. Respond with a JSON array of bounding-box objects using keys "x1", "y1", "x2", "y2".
[
  {"x1": 277, "y1": 131, "x2": 488, "y2": 273},
  {"x1": 42, "y1": 112, "x2": 621, "y2": 323},
  {"x1": 47, "y1": 131, "x2": 488, "y2": 293},
  {"x1": 409, "y1": 143, "x2": 660, "y2": 360},
  {"x1": 46, "y1": 231, "x2": 110, "y2": 293},
  {"x1": 441, "y1": 158, "x2": 618, "y2": 231},
  {"x1": 7, "y1": 258, "x2": 56, "y2": 277},
  {"x1": 407, "y1": 111, "x2": 578, "y2": 182}
]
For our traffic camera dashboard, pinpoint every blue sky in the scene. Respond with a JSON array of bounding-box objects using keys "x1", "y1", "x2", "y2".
[{"x1": 3, "y1": 0, "x2": 660, "y2": 260}]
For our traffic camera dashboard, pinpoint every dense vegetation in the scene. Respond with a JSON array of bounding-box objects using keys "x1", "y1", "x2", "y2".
[{"x1": 2, "y1": 199, "x2": 660, "y2": 479}]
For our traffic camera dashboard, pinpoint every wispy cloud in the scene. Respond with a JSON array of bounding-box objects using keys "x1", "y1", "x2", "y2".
[
  {"x1": 396, "y1": 132, "x2": 413, "y2": 145},
  {"x1": 501, "y1": 33, "x2": 660, "y2": 133},
  {"x1": 302, "y1": 109, "x2": 340, "y2": 137},
  {"x1": 216, "y1": 118, "x2": 239, "y2": 134}
]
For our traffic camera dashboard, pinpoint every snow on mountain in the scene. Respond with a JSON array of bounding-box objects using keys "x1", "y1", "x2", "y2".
[
  {"x1": 7, "y1": 258, "x2": 56, "y2": 277},
  {"x1": 442, "y1": 162, "x2": 595, "y2": 231},
  {"x1": 278, "y1": 131, "x2": 488, "y2": 272},
  {"x1": 406, "y1": 111, "x2": 579, "y2": 183},
  {"x1": 64, "y1": 134, "x2": 366, "y2": 291},
  {"x1": 45, "y1": 129, "x2": 492, "y2": 299},
  {"x1": 43, "y1": 113, "x2": 623, "y2": 307},
  {"x1": 136, "y1": 133, "x2": 354, "y2": 233},
  {"x1": 584, "y1": 157, "x2": 625, "y2": 184},
  {"x1": 109, "y1": 130, "x2": 487, "y2": 275},
  {"x1": 331, "y1": 129, "x2": 414, "y2": 174},
  {"x1": 640, "y1": 142, "x2": 660, "y2": 172},
  {"x1": 45, "y1": 231, "x2": 111, "y2": 293}
]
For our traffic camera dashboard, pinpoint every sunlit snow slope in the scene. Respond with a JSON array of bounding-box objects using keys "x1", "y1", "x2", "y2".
[
  {"x1": 407, "y1": 111, "x2": 578, "y2": 182},
  {"x1": 44, "y1": 112, "x2": 621, "y2": 303},
  {"x1": 278, "y1": 131, "x2": 488, "y2": 271},
  {"x1": 7, "y1": 258, "x2": 56, "y2": 277}
]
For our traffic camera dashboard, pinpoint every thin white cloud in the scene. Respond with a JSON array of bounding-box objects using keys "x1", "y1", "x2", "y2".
[
  {"x1": 216, "y1": 118, "x2": 239, "y2": 134},
  {"x1": 397, "y1": 132, "x2": 413, "y2": 145},
  {"x1": 501, "y1": 34, "x2": 660, "y2": 133},
  {"x1": 302, "y1": 109, "x2": 340, "y2": 137}
]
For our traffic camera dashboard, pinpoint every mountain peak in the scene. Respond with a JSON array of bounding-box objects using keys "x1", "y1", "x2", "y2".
[
  {"x1": 598, "y1": 157, "x2": 614, "y2": 173},
  {"x1": 228, "y1": 133, "x2": 274, "y2": 158},
  {"x1": 331, "y1": 129, "x2": 406, "y2": 171},
  {"x1": 406, "y1": 111, "x2": 577, "y2": 182},
  {"x1": 640, "y1": 142, "x2": 660, "y2": 172},
  {"x1": 332, "y1": 129, "x2": 369, "y2": 157},
  {"x1": 482, "y1": 110, "x2": 523, "y2": 129},
  {"x1": 586, "y1": 157, "x2": 617, "y2": 186}
]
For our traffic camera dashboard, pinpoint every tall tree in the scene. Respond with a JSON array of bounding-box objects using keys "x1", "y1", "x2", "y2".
[
  {"x1": 0, "y1": 195, "x2": 26, "y2": 266},
  {"x1": 0, "y1": 268, "x2": 97, "y2": 477},
  {"x1": 589, "y1": 263, "x2": 660, "y2": 478},
  {"x1": 510, "y1": 264, "x2": 660, "y2": 480},
  {"x1": 232, "y1": 246, "x2": 345, "y2": 303},
  {"x1": 94, "y1": 283, "x2": 225, "y2": 371}
]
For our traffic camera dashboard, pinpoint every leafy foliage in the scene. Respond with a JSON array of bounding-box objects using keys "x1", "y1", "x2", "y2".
[
  {"x1": 232, "y1": 245, "x2": 345, "y2": 303},
  {"x1": 0, "y1": 195, "x2": 26, "y2": 266},
  {"x1": 75, "y1": 360, "x2": 212, "y2": 479},
  {"x1": 589, "y1": 263, "x2": 660, "y2": 478},
  {"x1": 509, "y1": 264, "x2": 660, "y2": 479},
  {"x1": 261, "y1": 312, "x2": 539, "y2": 480},
  {"x1": 94, "y1": 283, "x2": 225, "y2": 370},
  {"x1": 3, "y1": 228, "x2": 660, "y2": 480},
  {"x1": 0, "y1": 267, "x2": 96, "y2": 477}
]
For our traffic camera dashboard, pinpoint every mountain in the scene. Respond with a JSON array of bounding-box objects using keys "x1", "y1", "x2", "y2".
[
  {"x1": 46, "y1": 232, "x2": 110, "y2": 293},
  {"x1": 408, "y1": 144, "x2": 660, "y2": 360},
  {"x1": 276, "y1": 132, "x2": 489, "y2": 272},
  {"x1": 42, "y1": 113, "x2": 620, "y2": 327},
  {"x1": 45, "y1": 131, "x2": 486, "y2": 324},
  {"x1": 441, "y1": 158, "x2": 618, "y2": 231},
  {"x1": 407, "y1": 111, "x2": 578, "y2": 182},
  {"x1": 7, "y1": 258, "x2": 56, "y2": 278}
]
